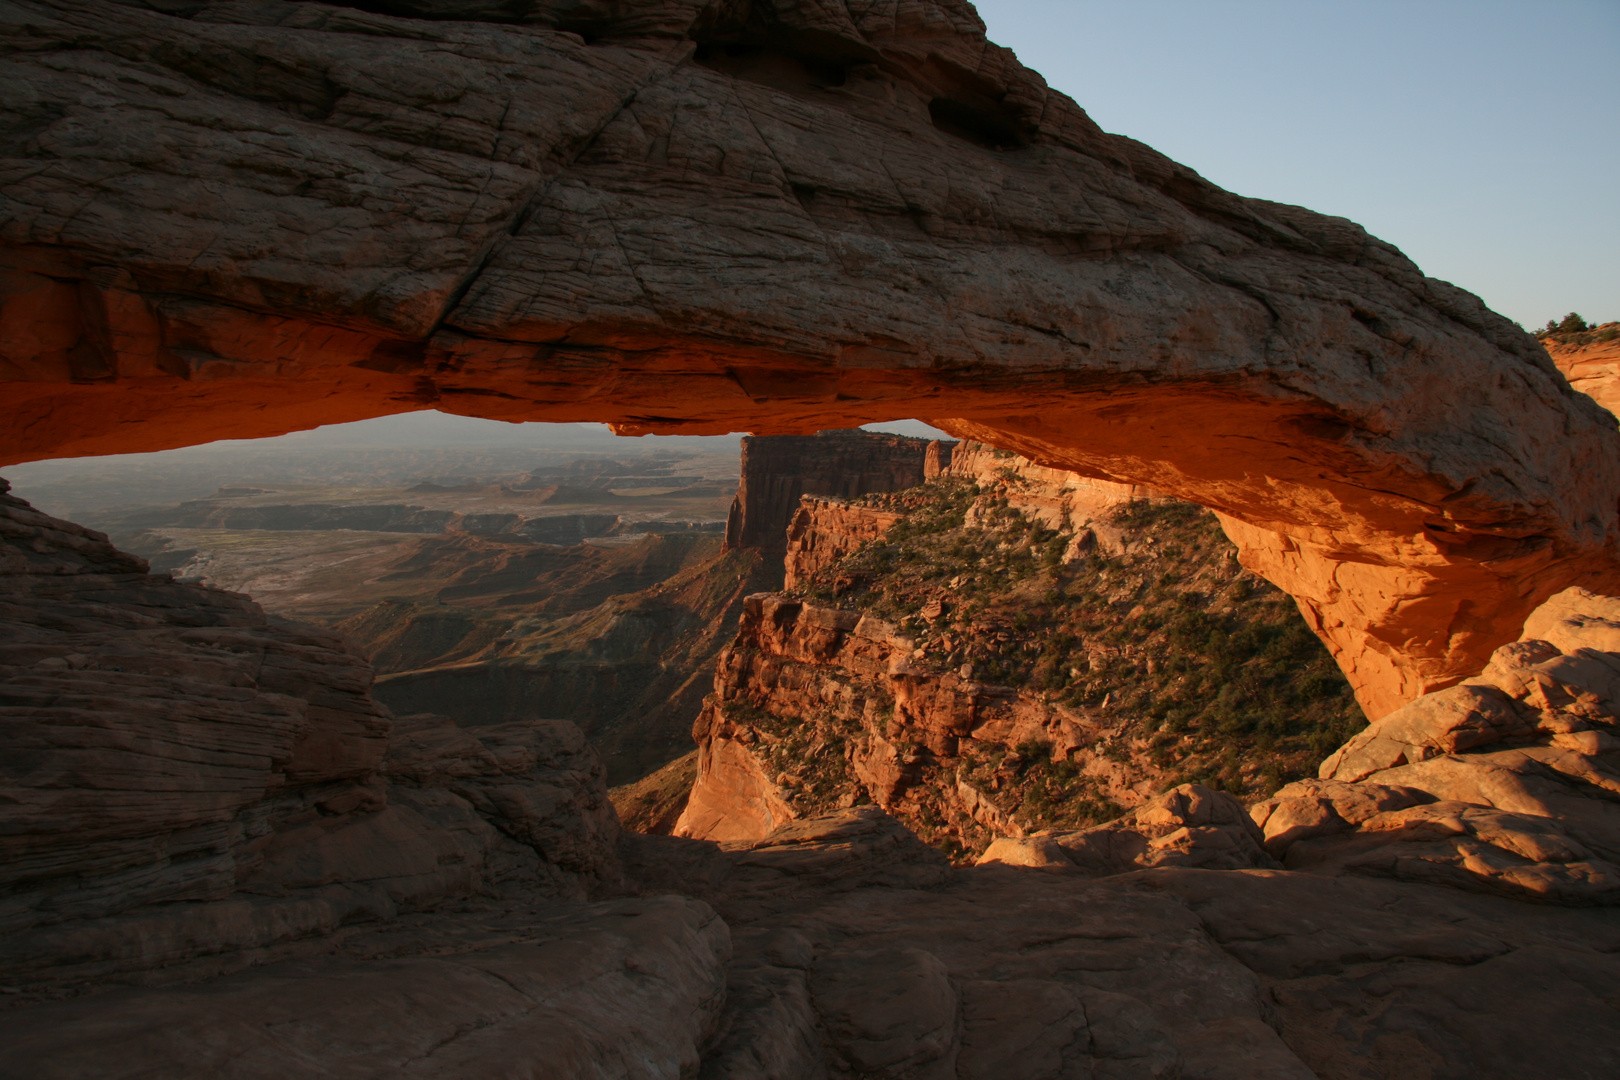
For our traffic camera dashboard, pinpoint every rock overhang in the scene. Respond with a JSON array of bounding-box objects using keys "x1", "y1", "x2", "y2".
[{"x1": 2, "y1": 0, "x2": 1618, "y2": 716}]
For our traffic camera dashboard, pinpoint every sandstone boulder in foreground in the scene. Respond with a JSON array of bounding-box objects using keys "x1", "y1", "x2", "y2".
[
  {"x1": 1249, "y1": 587, "x2": 1620, "y2": 903},
  {"x1": 3, "y1": 0, "x2": 1619, "y2": 716}
]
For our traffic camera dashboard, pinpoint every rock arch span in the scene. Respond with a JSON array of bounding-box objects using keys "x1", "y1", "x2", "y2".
[{"x1": 3, "y1": 0, "x2": 1617, "y2": 718}]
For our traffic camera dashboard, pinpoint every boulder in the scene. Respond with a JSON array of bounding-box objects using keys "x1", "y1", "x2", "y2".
[
  {"x1": 1050, "y1": 784, "x2": 1280, "y2": 875},
  {"x1": 1259, "y1": 587, "x2": 1620, "y2": 904}
]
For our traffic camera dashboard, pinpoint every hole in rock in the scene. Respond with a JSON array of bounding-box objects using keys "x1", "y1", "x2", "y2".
[
  {"x1": 694, "y1": 41, "x2": 851, "y2": 93},
  {"x1": 928, "y1": 96, "x2": 1031, "y2": 150}
]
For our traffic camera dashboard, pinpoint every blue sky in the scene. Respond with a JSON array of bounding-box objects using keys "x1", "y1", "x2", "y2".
[{"x1": 970, "y1": 0, "x2": 1618, "y2": 329}]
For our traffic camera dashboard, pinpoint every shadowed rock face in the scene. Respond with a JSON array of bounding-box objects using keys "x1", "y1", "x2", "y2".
[
  {"x1": 0, "y1": 479, "x2": 625, "y2": 985},
  {"x1": 3, "y1": 0, "x2": 1618, "y2": 716},
  {"x1": 723, "y1": 429, "x2": 932, "y2": 554}
]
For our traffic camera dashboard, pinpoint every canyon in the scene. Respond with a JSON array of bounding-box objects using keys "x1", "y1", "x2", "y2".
[
  {"x1": 3, "y1": 1, "x2": 1620, "y2": 1076},
  {"x1": 15, "y1": 437, "x2": 747, "y2": 784}
]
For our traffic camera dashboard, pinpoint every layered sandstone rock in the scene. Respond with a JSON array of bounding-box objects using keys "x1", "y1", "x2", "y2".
[
  {"x1": 0, "y1": 479, "x2": 621, "y2": 985},
  {"x1": 1547, "y1": 331, "x2": 1620, "y2": 421},
  {"x1": 0, "y1": 895, "x2": 732, "y2": 1080},
  {"x1": 781, "y1": 495, "x2": 904, "y2": 590},
  {"x1": 2, "y1": 0, "x2": 1617, "y2": 716},
  {"x1": 20, "y1": 795, "x2": 1620, "y2": 1078},
  {"x1": 1249, "y1": 587, "x2": 1620, "y2": 904},
  {"x1": 684, "y1": 807, "x2": 1620, "y2": 1080},
  {"x1": 674, "y1": 588, "x2": 1209, "y2": 847},
  {"x1": 723, "y1": 430, "x2": 933, "y2": 554}
]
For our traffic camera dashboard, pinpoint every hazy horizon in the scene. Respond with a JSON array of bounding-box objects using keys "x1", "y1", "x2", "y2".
[{"x1": 2, "y1": 415, "x2": 955, "y2": 518}]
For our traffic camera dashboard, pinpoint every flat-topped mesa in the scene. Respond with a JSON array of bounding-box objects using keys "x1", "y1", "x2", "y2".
[
  {"x1": 3, "y1": 0, "x2": 1618, "y2": 716},
  {"x1": 723, "y1": 430, "x2": 941, "y2": 554}
]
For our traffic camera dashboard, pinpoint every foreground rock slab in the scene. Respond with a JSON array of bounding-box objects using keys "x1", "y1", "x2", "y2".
[
  {"x1": 674, "y1": 810, "x2": 1620, "y2": 1080},
  {"x1": 11, "y1": 806, "x2": 1616, "y2": 1079},
  {"x1": 0, "y1": 896, "x2": 729, "y2": 1080},
  {"x1": 1253, "y1": 587, "x2": 1620, "y2": 904}
]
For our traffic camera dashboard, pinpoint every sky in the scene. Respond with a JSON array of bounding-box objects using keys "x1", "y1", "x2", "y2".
[{"x1": 971, "y1": 0, "x2": 1618, "y2": 331}]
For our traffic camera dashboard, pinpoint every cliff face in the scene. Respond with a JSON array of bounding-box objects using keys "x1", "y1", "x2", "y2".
[
  {"x1": 681, "y1": 460, "x2": 1620, "y2": 908},
  {"x1": 676, "y1": 454, "x2": 1367, "y2": 855},
  {"x1": 722, "y1": 430, "x2": 941, "y2": 554},
  {"x1": 782, "y1": 496, "x2": 904, "y2": 590},
  {"x1": 1547, "y1": 326, "x2": 1620, "y2": 421},
  {"x1": 0, "y1": 478, "x2": 620, "y2": 986}
]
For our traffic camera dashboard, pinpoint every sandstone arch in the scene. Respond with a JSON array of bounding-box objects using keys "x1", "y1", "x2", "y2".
[{"x1": 3, "y1": 0, "x2": 1618, "y2": 718}]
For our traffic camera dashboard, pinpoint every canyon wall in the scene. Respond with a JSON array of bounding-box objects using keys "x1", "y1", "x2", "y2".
[
  {"x1": 681, "y1": 466, "x2": 1620, "y2": 908},
  {"x1": 675, "y1": 592, "x2": 1119, "y2": 847},
  {"x1": 2, "y1": 0, "x2": 1617, "y2": 716},
  {"x1": 350, "y1": 537, "x2": 773, "y2": 785},
  {"x1": 781, "y1": 496, "x2": 904, "y2": 590},
  {"x1": 721, "y1": 430, "x2": 936, "y2": 554}
]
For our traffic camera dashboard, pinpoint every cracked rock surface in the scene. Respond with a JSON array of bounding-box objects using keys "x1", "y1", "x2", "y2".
[{"x1": 11, "y1": 802, "x2": 1619, "y2": 1079}]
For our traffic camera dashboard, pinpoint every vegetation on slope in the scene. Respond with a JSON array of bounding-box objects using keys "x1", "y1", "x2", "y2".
[
  {"x1": 1537, "y1": 313, "x2": 1618, "y2": 346},
  {"x1": 792, "y1": 472, "x2": 1367, "y2": 811}
]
